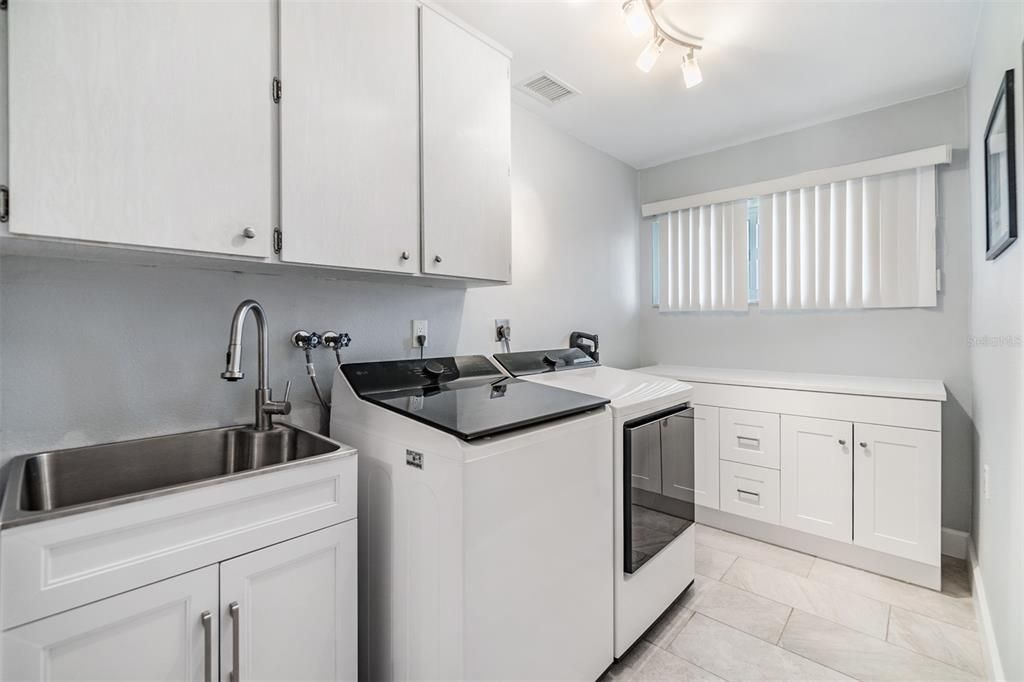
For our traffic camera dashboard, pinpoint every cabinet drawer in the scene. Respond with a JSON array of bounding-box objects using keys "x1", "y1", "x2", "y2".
[
  {"x1": 719, "y1": 461, "x2": 780, "y2": 525},
  {"x1": 720, "y1": 408, "x2": 780, "y2": 469}
]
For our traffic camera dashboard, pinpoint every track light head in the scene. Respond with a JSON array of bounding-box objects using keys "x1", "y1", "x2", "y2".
[
  {"x1": 636, "y1": 36, "x2": 665, "y2": 73},
  {"x1": 622, "y1": 0, "x2": 651, "y2": 38},
  {"x1": 681, "y1": 49, "x2": 703, "y2": 88}
]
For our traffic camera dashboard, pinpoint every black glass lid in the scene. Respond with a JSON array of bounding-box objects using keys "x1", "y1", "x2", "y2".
[
  {"x1": 341, "y1": 355, "x2": 609, "y2": 441},
  {"x1": 492, "y1": 347, "x2": 598, "y2": 377}
]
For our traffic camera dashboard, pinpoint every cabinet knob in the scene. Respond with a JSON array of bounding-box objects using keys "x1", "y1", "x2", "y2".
[
  {"x1": 434, "y1": 255, "x2": 443, "y2": 264},
  {"x1": 401, "y1": 251, "x2": 411, "y2": 261},
  {"x1": 242, "y1": 227, "x2": 256, "y2": 239},
  {"x1": 838, "y1": 439, "x2": 846, "y2": 446},
  {"x1": 859, "y1": 442, "x2": 868, "y2": 448}
]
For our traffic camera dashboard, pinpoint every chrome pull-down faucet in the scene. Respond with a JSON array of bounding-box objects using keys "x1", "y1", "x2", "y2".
[{"x1": 220, "y1": 299, "x2": 292, "y2": 431}]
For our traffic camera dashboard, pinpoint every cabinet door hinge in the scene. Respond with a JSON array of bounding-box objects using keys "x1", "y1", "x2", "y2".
[
  {"x1": 273, "y1": 228, "x2": 283, "y2": 254},
  {"x1": 272, "y1": 77, "x2": 282, "y2": 103},
  {"x1": 0, "y1": 186, "x2": 10, "y2": 223}
]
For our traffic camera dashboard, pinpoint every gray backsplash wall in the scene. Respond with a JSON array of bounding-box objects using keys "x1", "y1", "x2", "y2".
[
  {"x1": 637, "y1": 89, "x2": 974, "y2": 533},
  {"x1": 0, "y1": 105, "x2": 643, "y2": 462}
]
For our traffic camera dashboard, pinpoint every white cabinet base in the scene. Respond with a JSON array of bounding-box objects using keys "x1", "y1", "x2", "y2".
[{"x1": 695, "y1": 509, "x2": 941, "y2": 590}]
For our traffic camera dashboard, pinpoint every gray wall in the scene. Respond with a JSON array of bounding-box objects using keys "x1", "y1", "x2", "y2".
[
  {"x1": 966, "y1": 3, "x2": 1023, "y2": 679},
  {"x1": 0, "y1": 106, "x2": 642, "y2": 461},
  {"x1": 637, "y1": 89, "x2": 974, "y2": 534}
]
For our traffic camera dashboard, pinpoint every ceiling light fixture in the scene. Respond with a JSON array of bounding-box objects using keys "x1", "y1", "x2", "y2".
[
  {"x1": 636, "y1": 36, "x2": 665, "y2": 73},
  {"x1": 681, "y1": 49, "x2": 703, "y2": 88},
  {"x1": 625, "y1": 0, "x2": 704, "y2": 87},
  {"x1": 621, "y1": 0, "x2": 651, "y2": 37}
]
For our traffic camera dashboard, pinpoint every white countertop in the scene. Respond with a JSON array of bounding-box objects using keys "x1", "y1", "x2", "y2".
[{"x1": 632, "y1": 365, "x2": 947, "y2": 402}]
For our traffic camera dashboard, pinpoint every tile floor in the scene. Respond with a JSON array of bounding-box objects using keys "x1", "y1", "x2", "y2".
[{"x1": 605, "y1": 525, "x2": 983, "y2": 682}]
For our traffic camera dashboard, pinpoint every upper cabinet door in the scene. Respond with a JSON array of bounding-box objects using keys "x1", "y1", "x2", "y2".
[
  {"x1": 8, "y1": 0, "x2": 273, "y2": 258},
  {"x1": 780, "y1": 415, "x2": 852, "y2": 543},
  {"x1": 853, "y1": 423, "x2": 941, "y2": 565},
  {"x1": 2, "y1": 565, "x2": 218, "y2": 682},
  {"x1": 280, "y1": 1, "x2": 420, "y2": 273},
  {"x1": 220, "y1": 522, "x2": 357, "y2": 682},
  {"x1": 420, "y1": 6, "x2": 512, "y2": 282}
]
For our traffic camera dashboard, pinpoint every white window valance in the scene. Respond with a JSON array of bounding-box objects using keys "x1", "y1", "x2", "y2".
[
  {"x1": 657, "y1": 200, "x2": 748, "y2": 311},
  {"x1": 758, "y1": 166, "x2": 937, "y2": 310}
]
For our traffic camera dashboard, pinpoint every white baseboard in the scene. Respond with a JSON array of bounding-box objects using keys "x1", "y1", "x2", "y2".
[
  {"x1": 941, "y1": 526, "x2": 969, "y2": 559},
  {"x1": 969, "y1": 540, "x2": 1005, "y2": 681}
]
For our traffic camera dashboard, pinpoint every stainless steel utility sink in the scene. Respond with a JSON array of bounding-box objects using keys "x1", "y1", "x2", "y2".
[{"x1": 0, "y1": 424, "x2": 346, "y2": 528}]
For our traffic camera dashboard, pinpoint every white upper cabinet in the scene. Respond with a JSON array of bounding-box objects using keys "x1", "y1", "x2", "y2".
[
  {"x1": 8, "y1": 0, "x2": 273, "y2": 258},
  {"x1": 853, "y1": 423, "x2": 941, "y2": 565},
  {"x1": 279, "y1": 1, "x2": 421, "y2": 273},
  {"x1": 780, "y1": 415, "x2": 853, "y2": 542},
  {"x1": 420, "y1": 6, "x2": 512, "y2": 282}
]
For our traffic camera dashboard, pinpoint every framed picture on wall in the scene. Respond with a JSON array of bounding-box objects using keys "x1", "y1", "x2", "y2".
[{"x1": 984, "y1": 68, "x2": 1017, "y2": 260}]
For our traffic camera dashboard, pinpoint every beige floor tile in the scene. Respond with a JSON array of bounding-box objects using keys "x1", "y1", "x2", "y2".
[
  {"x1": 696, "y1": 544, "x2": 737, "y2": 580},
  {"x1": 941, "y1": 556, "x2": 972, "y2": 599},
  {"x1": 887, "y1": 607, "x2": 985, "y2": 676},
  {"x1": 630, "y1": 641, "x2": 725, "y2": 681},
  {"x1": 723, "y1": 557, "x2": 890, "y2": 639},
  {"x1": 808, "y1": 558, "x2": 976, "y2": 630},
  {"x1": 644, "y1": 598, "x2": 697, "y2": 649},
  {"x1": 780, "y1": 610, "x2": 979, "y2": 681},
  {"x1": 669, "y1": 612, "x2": 854, "y2": 681},
  {"x1": 684, "y1": 577, "x2": 793, "y2": 643},
  {"x1": 695, "y1": 525, "x2": 815, "y2": 576}
]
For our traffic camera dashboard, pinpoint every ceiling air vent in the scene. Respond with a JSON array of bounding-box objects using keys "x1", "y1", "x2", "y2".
[{"x1": 516, "y1": 72, "x2": 580, "y2": 106}]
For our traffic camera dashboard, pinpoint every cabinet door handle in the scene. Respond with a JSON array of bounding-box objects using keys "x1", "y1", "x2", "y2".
[
  {"x1": 200, "y1": 610, "x2": 213, "y2": 682},
  {"x1": 229, "y1": 601, "x2": 241, "y2": 682},
  {"x1": 242, "y1": 227, "x2": 256, "y2": 239},
  {"x1": 859, "y1": 442, "x2": 868, "y2": 448},
  {"x1": 401, "y1": 251, "x2": 411, "y2": 261},
  {"x1": 434, "y1": 255, "x2": 443, "y2": 264},
  {"x1": 838, "y1": 439, "x2": 846, "y2": 446}
]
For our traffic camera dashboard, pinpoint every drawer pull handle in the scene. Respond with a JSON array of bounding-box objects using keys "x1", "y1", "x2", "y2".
[
  {"x1": 737, "y1": 488, "x2": 760, "y2": 504},
  {"x1": 737, "y1": 436, "x2": 760, "y2": 450}
]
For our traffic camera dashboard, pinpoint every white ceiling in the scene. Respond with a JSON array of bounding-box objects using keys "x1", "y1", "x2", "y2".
[{"x1": 440, "y1": 0, "x2": 982, "y2": 169}]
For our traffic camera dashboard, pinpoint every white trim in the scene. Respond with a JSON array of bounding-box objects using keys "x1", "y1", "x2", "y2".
[
  {"x1": 640, "y1": 144, "x2": 953, "y2": 217},
  {"x1": 940, "y1": 526, "x2": 969, "y2": 559},
  {"x1": 969, "y1": 539, "x2": 1006, "y2": 681}
]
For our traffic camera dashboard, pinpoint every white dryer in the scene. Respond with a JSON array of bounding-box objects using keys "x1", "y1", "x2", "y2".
[
  {"x1": 331, "y1": 355, "x2": 614, "y2": 681},
  {"x1": 493, "y1": 348, "x2": 696, "y2": 657}
]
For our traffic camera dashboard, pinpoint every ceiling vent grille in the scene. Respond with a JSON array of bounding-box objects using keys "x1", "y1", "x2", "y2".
[{"x1": 516, "y1": 72, "x2": 579, "y2": 106}]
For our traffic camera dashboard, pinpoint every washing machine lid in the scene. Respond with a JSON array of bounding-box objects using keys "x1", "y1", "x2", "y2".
[
  {"x1": 341, "y1": 355, "x2": 609, "y2": 441},
  {"x1": 492, "y1": 347, "x2": 598, "y2": 376}
]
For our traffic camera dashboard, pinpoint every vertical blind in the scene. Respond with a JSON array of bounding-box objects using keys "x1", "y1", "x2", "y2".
[
  {"x1": 757, "y1": 166, "x2": 937, "y2": 310},
  {"x1": 657, "y1": 200, "x2": 748, "y2": 311}
]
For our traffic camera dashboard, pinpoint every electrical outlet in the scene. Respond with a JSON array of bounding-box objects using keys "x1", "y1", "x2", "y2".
[
  {"x1": 983, "y1": 464, "x2": 991, "y2": 500},
  {"x1": 495, "y1": 318, "x2": 510, "y2": 342},
  {"x1": 412, "y1": 319, "x2": 428, "y2": 348}
]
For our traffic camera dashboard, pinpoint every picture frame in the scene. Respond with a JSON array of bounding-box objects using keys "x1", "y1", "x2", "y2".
[{"x1": 984, "y1": 68, "x2": 1017, "y2": 261}]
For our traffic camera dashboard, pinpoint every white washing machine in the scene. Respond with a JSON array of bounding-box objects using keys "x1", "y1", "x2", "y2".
[
  {"x1": 331, "y1": 355, "x2": 614, "y2": 681},
  {"x1": 493, "y1": 348, "x2": 696, "y2": 658}
]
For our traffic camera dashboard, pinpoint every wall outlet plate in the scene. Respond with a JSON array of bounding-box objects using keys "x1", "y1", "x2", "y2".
[
  {"x1": 495, "y1": 318, "x2": 510, "y2": 342},
  {"x1": 412, "y1": 319, "x2": 428, "y2": 348}
]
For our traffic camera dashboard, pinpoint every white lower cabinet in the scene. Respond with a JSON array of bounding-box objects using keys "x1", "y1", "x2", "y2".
[
  {"x1": 2, "y1": 522, "x2": 356, "y2": 682},
  {"x1": 719, "y1": 460, "x2": 780, "y2": 524},
  {"x1": 220, "y1": 521, "x2": 357, "y2": 682},
  {"x1": 854, "y1": 423, "x2": 941, "y2": 565},
  {"x1": 3, "y1": 565, "x2": 218, "y2": 682},
  {"x1": 780, "y1": 415, "x2": 853, "y2": 542}
]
